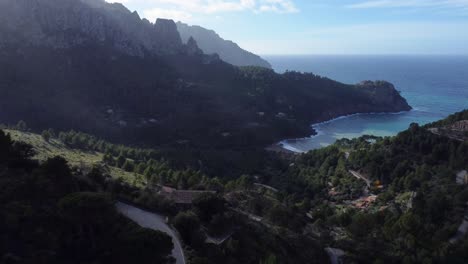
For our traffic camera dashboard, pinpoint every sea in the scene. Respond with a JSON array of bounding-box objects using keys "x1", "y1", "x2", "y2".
[{"x1": 263, "y1": 55, "x2": 468, "y2": 152}]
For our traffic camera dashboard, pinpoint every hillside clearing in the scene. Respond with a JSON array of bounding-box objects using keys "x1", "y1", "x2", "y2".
[{"x1": 5, "y1": 129, "x2": 144, "y2": 186}]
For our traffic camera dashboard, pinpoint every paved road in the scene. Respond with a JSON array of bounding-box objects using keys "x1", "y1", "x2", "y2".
[
  {"x1": 450, "y1": 219, "x2": 468, "y2": 244},
  {"x1": 449, "y1": 202, "x2": 468, "y2": 244},
  {"x1": 325, "y1": 247, "x2": 345, "y2": 264},
  {"x1": 116, "y1": 202, "x2": 186, "y2": 264},
  {"x1": 428, "y1": 128, "x2": 465, "y2": 142}
]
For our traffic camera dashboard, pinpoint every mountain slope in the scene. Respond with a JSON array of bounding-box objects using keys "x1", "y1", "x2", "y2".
[
  {"x1": 177, "y1": 22, "x2": 272, "y2": 68},
  {"x1": 0, "y1": 0, "x2": 411, "y2": 149}
]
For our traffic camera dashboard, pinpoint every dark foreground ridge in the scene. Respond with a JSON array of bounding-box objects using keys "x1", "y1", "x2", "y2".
[{"x1": 1, "y1": 109, "x2": 466, "y2": 263}]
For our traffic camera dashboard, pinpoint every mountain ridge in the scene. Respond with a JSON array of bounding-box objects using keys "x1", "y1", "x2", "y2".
[
  {"x1": 176, "y1": 22, "x2": 272, "y2": 68},
  {"x1": 0, "y1": 0, "x2": 203, "y2": 57}
]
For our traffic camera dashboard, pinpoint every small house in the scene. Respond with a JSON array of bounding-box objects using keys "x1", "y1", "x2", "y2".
[{"x1": 157, "y1": 186, "x2": 216, "y2": 208}]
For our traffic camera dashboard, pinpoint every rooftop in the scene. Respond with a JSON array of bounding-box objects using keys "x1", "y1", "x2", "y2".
[{"x1": 158, "y1": 186, "x2": 216, "y2": 204}]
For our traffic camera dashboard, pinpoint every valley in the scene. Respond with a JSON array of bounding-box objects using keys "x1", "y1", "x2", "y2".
[{"x1": 0, "y1": 0, "x2": 467, "y2": 263}]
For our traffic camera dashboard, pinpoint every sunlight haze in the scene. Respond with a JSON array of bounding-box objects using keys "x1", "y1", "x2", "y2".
[{"x1": 106, "y1": 0, "x2": 468, "y2": 55}]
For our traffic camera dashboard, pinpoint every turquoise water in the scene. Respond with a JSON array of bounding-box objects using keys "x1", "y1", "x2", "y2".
[{"x1": 264, "y1": 55, "x2": 468, "y2": 152}]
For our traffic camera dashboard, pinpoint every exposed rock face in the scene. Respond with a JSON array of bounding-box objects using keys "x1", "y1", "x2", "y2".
[
  {"x1": 154, "y1": 18, "x2": 183, "y2": 54},
  {"x1": 186, "y1": 36, "x2": 203, "y2": 56},
  {"x1": 0, "y1": 0, "x2": 186, "y2": 56},
  {"x1": 177, "y1": 22, "x2": 271, "y2": 68},
  {"x1": 357, "y1": 81, "x2": 412, "y2": 112}
]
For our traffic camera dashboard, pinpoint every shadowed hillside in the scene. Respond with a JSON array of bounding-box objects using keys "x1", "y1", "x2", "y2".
[{"x1": 0, "y1": 0, "x2": 411, "y2": 150}]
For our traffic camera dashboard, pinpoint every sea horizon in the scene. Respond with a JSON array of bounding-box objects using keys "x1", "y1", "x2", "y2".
[{"x1": 261, "y1": 54, "x2": 468, "y2": 57}]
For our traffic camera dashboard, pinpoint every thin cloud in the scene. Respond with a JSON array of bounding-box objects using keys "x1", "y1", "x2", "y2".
[
  {"x1": 111, "y1": 0, "x2": 298, "y2": 20},
  {"x1": 258, "y1": 0, "x2": 299, "y2": 13},
  {"x1": 146, "y1": 0, "x2": 254, "y2": 13},
  {"x1": 159, "y1": 0, "x2": 299, "y2": 14},
  {"x1": 347, "y1": 0, "x2": 468, "y2": 9},
  {"x1": 143, "y1": 8, "x2": 193, "y2": 21}
]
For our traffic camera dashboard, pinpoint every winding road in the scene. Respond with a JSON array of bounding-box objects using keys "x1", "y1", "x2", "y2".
[
  {"x1": 116, "y1": 202, "x2": 186, "y2": 264},
  {"x1": 325, "y1": 247, "x2": 345, "y2": 264},
  {"x1": 449, "y1": 201, "x2": 468, "y2": 244}
]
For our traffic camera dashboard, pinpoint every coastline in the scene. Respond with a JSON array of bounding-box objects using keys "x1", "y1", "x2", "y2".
[{"x1": 276, "y1": 109, "x2": 413, "y2": 153}]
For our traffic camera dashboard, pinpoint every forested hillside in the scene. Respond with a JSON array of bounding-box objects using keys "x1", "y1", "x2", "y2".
[
  {"x1": 0, "y1": 126, "x2": 328, "y2": 264},
  {"x1": 0, "y1": 0, "x2": 411, "y2": 151},
  {"x1": 2, "y1": 110, "x2": 467, "y2": 264},
  {"x1": 0, "y1": 130, "x2": 175, "y2": 264},
  {"x1": 272, "y1": 110, "x2": 468, "y2": 263}
]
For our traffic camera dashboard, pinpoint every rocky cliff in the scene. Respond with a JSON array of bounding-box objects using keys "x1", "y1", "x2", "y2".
[
  {"x1": 0, "y1": 0, "x2": 189, "y2": 56},
  {"x1": 357, "y1": 81, "x2": 411, "y2": 112},
  {"x1": 177, "y1": 22, "x2": 272, "y2": 68}
]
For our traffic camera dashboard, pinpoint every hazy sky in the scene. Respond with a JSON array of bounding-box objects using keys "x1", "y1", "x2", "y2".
[{"x1": 107, "y1": 0, "x2": 468, "y2": 55}]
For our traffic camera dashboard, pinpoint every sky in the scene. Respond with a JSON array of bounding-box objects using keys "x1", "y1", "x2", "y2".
[{"x1": 107, "y1": 0, "x2": 468, "y2": 55}]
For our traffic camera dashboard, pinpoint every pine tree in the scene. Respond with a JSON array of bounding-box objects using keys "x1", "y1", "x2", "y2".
[
  {"x1": 144, "y1": 166, "x2": 155, "y2": 180},
  {"x1": 135, "y1": 162, "x2": 147, "y2": 174},
  {"x1": 122, "y1": 160, "x2": 134, "y2": 172},
  {"x1": 58, "y1": 132, "x2": 67, "y2": 143},
  {"x1": 47, "y1": 128, "x2": 55, "y2": 138},
  {"x1": 41, "y1": 130, "x2": 51, "y2": 142},
  {"x1": 116, "y1": 155, "x2": 126, "y2": 168},
  {"x1": 16, "y1": 120, "x2": 27, "y2": 131},
  {"x1": 102, "y1": 152, "x2": 115, "y2": 165}
]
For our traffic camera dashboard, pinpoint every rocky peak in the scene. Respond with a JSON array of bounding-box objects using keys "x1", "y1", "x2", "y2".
[
  {"x1": 79, "y1": 0, "x2": 107, "y2": 8},
  {"x1": 153, "y1": 18, "x2": 183, "y2": 53},
  {"x1": 186, "y1": 36, "x2": 203, "y2": 56},
  {"x1": 154, "y1": 19, "x2": 179, "y2": 37}
]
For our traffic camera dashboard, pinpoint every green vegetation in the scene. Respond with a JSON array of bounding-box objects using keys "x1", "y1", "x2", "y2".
[
  {"x1": 3, "y1": 127, "x2": 328, "y2": 263},
  {"x1": 271, "y1": 110, "x2": 468, "y2": 263},
  {"x1": 2, "y1": 110, "x2": 467, "y2": 264},
  {"x1": 5, "y1": 128, "x2": 224, "y2": 189},
  {"x1": 0, "y1": 130, "x2": 174, "y2": 263},
  {"x1": 426, "y1": 110, "x2": 468, "y2": 128},
  {"x1": 170, "y1": 192, "x2": 326, "y2": 264},
  {"x1": 5, "y1": 129, "x2": 143, "y2": 186},
  {"x1": 7, "y1": 129, "x2": 103, "y2": 165}
]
